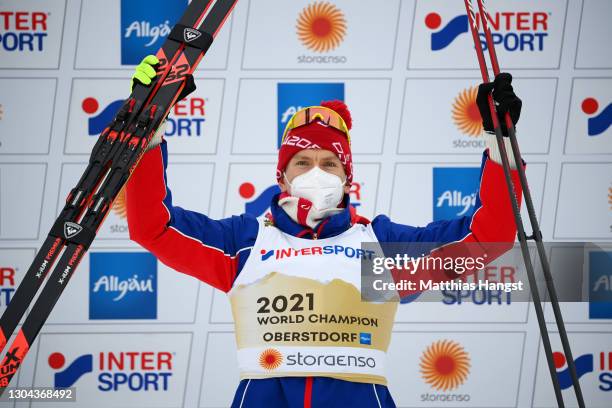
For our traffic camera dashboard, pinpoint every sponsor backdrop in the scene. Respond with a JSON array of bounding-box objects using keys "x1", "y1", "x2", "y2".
[{"x1": 0, "y1": 0, "x2": 610, "y2": 407}]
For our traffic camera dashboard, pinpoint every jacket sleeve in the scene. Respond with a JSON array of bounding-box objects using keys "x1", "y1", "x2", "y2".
[
  {"x1": 371, "y1": 149, "x2": 524, "y2": 300},
  {"x1": 372, "y1": 150, "x2": 523, "y2": 246},
  {"x1": 126, "y1": 141, "x2": 258, "y2": 292}
]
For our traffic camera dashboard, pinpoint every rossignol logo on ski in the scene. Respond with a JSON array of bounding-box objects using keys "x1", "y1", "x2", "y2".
[
  {"x1": 183, "y1": 28, "x2": 202, "y2": 43},
  {"x1": 63, "y1": 222, "x2": 83, "y2": 239}
]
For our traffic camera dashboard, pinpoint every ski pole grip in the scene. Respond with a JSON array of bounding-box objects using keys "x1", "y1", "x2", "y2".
[{"x1": 168, "y1": 24, "x2": 213, "y2": 52}]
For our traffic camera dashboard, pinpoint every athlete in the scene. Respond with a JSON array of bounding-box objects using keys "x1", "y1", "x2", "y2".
[{"x1": 127, "y1": 56, "x2": 524, "y2": 407}]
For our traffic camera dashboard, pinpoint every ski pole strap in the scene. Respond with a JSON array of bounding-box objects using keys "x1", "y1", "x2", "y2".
[
  {"x1": 50, "y1": 220, "x2": 96, "y2": 249},
  {"x1": 168, "y1": 24, "x2": 213, "y2": 52}
]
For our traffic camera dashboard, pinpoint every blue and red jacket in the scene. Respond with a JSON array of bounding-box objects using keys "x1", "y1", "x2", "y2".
[{"x1": 126, "y1": 141, "x2": 523, "y2": 407}]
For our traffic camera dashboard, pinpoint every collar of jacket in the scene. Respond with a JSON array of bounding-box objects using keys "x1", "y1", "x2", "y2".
[{"x1": 268, "y1": 193, "x2": 369, "y2": 239}]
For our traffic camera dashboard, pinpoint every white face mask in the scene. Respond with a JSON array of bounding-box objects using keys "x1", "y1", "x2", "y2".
[{"x1": 285, "y1": 167, "x2": 345, "y2": 211}]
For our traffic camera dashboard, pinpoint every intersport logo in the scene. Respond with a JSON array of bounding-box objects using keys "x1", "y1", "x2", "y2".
[
  {"x1": 0, "y1": 266, "x2": 16, "y2": 308},
  {"x1": 82, "y1": 97, "x2": 123, "y2": 136},
  {"x1": 0, "y1": 2, "x2": 64, "y2": 68},
  {"x1": 48, "y1": 350, "x2": 173, "y2": 391},
  {"x1": 0, "y1": 10, "x2": 48, "y2": 52},
  {"x1": 581, "y1": 97, "x2": 612, "y2": 137},
  {"x1": 565, "y1": 79, "x2": 611, "y2": 154},
  {"x1": 425, "y1": 10, "x2": 549, "y2": 52},
  {"x1": 409, "y1": 0, "x2": 565, "y2": 70},
  {"x1": 238, "y1": 182, "x2": 280, "y2": 217},
  {"x1": 260, "y1": 245, "x2": 375, "y2": 261},
  {"x1": 82, "y1": 96, "x2": 207, "y2": 138},
  {"x1": 554, "y1": 351, "x2": 612, "y2": 392}
]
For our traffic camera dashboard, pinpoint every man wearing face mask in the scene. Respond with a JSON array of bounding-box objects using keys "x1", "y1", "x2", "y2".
[{"x1": 127, "y1": 57, "x2": 523, "y2": 407}]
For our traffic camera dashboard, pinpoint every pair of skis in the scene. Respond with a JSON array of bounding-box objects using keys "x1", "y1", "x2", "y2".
[
  {"x1": 462, "y1": 0, "x2": 584, "y2": 407},
  {"x1": 0, "y1": 0, "x2": 237, "y2": 391}
]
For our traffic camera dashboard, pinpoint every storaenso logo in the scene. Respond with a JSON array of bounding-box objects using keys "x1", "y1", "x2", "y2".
[
  {"x1": 259, "y1": 349, "x2": 283, "y2": 370},
  {"x1": 287, "y1": 352, "x2": 376, "y2": 369},
  {"x1": 296, "y1": 2, "x2": 346, "y2": 57},
  {"x1": 183, "y1": 28, "x2": 202, "y2": 42},
  {"x1": 259, "y1": 349, "x2": 376, "y2": 370},
  {"x1": 420, "y1": 340, "x2": 471, "y2": 402}
]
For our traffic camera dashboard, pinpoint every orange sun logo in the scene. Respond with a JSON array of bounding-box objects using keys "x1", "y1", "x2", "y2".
[
  {"x1": 420, "y1": 340, "x2": 470, "y2": 391},
  {"x1": 259, "y1": 349, "x2": 283, "y2": 370},
  {"x1": 112, "y1": 187, "x2": 127, "y2": 219},
  {"x1": 296, "y1": 2, "x2": 347, "y2": 53},
  {"x1": 452, "y1": 87, "x2": 483, "y2": 137}
]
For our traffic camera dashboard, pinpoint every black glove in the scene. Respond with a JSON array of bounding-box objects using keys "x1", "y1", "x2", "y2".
[{"x1": 476, "y1": 72, "x2": 522, "y2": 136}]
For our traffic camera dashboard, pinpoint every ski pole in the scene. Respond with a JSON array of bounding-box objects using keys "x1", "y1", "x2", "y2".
[
  {"x1": 462, "y1": 1, "x2": 576, "y2": 407},
  {"x1": 473, "y1": 0, "x2": 585, "y2": 405}
]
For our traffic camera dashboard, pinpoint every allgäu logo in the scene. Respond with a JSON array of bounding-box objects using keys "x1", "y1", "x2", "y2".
[
  {"x1": 89, "y1": 252, "x2": 157, "y2": 320},
  {"x1": 433, "y1": 167, "x2": 481, "y2": 221},
  {"x1": 120, "y1": 0, "x2": 187, "y2": 65},
  {"x1": 588, "y1": 251, "x2": 612, "y2": 319}
]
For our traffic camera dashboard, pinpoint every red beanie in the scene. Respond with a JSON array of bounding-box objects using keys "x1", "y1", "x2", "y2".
[{"x1": 276, "y1": 100, "x2": 353, "y2": 183}]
